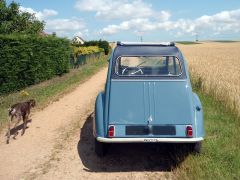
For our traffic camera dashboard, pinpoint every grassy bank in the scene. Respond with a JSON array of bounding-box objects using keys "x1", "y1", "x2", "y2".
[
  {"x1": 0, "y1": 55, "x2": 108, "y2": 129},
  {"x1": 174, "y1": 83, "x2": 240, "y2": 179}
]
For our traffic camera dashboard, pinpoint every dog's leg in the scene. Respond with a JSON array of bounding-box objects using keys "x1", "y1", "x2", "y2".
[
  {"x1": 13, "y1": 116, "x2": 21, "y2": 139},
  {"x1": 13, "y1": 117, "x2": 21, "y2": 129},
  {"x1": 6, "y1": 116, "x2": 12, "y2": 144},
  {"x1": 21, "y1": 115, "x2": 27, "y2": 136},
  {"x1": 25, "y1": 114, "x2": 30, "y2": 128}
]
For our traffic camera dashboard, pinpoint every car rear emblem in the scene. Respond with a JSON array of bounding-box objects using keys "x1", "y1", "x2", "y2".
[{"x1": 147, "y1": 115, "x2": 153, "y2": 124}]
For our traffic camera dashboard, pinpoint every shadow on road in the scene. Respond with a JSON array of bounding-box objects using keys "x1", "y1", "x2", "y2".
[
  {"x1": 77, "y1": 114, "x2": 191, "y2": 172},
  {"x1": 5, "y1": 119, "x2": 32, "y2": 137}
]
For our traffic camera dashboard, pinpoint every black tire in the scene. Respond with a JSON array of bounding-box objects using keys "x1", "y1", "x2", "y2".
[
  {"x1": 189, "y1": 142, "x2": 202, "y2": 154},
  {"x1": 193, "y1": 142, "x2": 202, "y2": 154},
  {"x1": 95, "y1": 139, "x2": 107, "y2": 157}
]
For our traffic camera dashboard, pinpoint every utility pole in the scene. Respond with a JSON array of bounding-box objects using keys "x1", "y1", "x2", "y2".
[
  {"x1": 195, "y1": 32, "x2": 199, "y2": 42},
  {"x1": 137, "y1": 31, "x2": 144, "y2": 42}
]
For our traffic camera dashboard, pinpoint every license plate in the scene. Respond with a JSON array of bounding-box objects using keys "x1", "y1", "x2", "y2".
[{"x1": 143, "y1": 138, "x2": 159, "y2": 142}]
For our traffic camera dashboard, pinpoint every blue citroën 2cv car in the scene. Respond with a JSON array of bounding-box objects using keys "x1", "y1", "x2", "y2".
[{"x1": 94, "y1": 42, "x2": 204, "y2": 156}]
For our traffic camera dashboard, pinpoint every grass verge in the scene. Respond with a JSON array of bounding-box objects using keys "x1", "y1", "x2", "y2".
[
  {"x1": 0, "y1": 55, "x2": 108, "y2": 129},
  {"x1": 174, "y1": 83, "x2": 240, "y2": 179}
]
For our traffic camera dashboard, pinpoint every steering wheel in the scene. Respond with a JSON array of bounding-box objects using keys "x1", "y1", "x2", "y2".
[{"x1": 122, "y1": 67, "x2": 143, "y2": 75}]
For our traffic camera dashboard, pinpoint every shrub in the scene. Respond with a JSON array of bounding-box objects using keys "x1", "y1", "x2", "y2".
[
  {"x1": 72, "y1": 46, "x2": 104, "y2": 56},
  {"x1": 83, "y1": 40, "x2": 111, "y2": 55},
  {"x1": 98, "y1": 40, "x2": 110, "y2": 55},
  {"x1": 0, "y1": 35, "x2": 71, "y2": 95}
]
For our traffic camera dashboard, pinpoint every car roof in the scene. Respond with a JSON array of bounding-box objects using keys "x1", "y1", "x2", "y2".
[
  {"x1": 114, "y1": 41, "x2": 182, "y2": 57},
  {"x1": 117, "y1": 41, "x2": 176, "y2": 46}
]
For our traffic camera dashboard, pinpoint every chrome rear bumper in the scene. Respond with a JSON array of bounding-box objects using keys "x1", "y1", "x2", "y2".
[{"x1": 96, "y1": 137, "x2": 204, "y2": 143}]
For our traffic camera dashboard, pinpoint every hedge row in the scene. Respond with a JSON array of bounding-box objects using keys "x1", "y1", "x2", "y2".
[{"x1": 0, "y1": 35, "x2": 71, "y2": 95}]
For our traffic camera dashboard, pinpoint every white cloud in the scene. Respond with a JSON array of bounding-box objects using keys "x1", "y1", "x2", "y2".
[
  {"x1": 75, "y1": 0, "x2": 170, "y2": 21},
  {"x1": 45, "y1": 18, "x2": 87, "y2": 37},
  {"x1": 159, "y1": 11, "x2": 171, "y2": 22},
  {"x1": 19, "y1": 6, "x2": 58, "y2": 20},
  {"x1": 19, "y1": 4, "x2": 240, "y2": 39},
  {"x1": 46, "y1": 18, "x2": 85, "y2": 31},
  {"x1": 101, "y1": 18, "x2": 171, "y2": 35},
  {"x1": 192, "y1": 9, "x2": 240, "y2": 33},
  {"x1": 100, "y1": 9, "x2": 240, "y2": 37},
  {"x1": 20, "y1": 6, "x2": 87, "y2": 38},
  {"x1": 101, "y1": 18, "x2": 151, "y2": 35}
]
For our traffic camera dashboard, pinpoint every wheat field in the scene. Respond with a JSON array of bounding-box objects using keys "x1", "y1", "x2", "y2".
[{"x1": 178, "y1": 42, "x2": 240, "y2": 116}]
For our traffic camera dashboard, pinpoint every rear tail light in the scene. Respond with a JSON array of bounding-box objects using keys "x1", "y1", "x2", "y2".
[
  {"x1": 186, "y1": 125, "x2": 193, "y2": 137},
  {"x1": 108, "y1": 125, "x2": 115, "y2": 137}
]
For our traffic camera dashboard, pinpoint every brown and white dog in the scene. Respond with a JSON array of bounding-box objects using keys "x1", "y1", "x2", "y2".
[{"x1": 6, "y1": 99, "x2": 36, "y2": 144}]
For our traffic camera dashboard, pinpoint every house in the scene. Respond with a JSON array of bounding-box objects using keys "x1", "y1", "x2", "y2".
[
  {"x1": 39, "y1": 31, "x2": 50, "y2": 37},
  {"x1": 72, "y1": 36, "x2": 85, "y2": 45}
]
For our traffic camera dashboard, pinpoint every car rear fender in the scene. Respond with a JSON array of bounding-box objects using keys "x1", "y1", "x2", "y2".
[
  {"x1": 193, "y1": 92, "x2": 204, "y2": 138},
  {"x1": 94, "y1": 92, "x2": 105, "y2": 137}
]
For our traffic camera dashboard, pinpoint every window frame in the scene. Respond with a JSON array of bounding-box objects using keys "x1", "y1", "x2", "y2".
[{"x1": 114, "y1": 55, "x2": 183, "y2": 77}]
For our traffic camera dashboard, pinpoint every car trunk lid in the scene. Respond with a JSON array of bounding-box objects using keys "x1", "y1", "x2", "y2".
[{"x1": 108, "y1": 80, "x2": 193, "y2": 126}]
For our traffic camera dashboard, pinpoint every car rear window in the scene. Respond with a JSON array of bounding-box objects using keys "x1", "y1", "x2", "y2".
[{"x1": 115, "y1": 56, "x2": 182, "y2": 76}]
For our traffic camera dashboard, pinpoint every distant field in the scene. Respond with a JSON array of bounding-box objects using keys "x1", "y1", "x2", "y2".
[
  {"x1": 178, "y1": 42, "x2": 240, "y2": 117},
  {"x1": 176, "y1": 41, "x2": 201, "y2": 45},
  {"x1": 213, "y1": 40, "x2": 239, "y2": 43}
]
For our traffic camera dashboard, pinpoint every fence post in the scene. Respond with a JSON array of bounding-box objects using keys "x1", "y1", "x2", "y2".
[{"x1": 70, "y1": 54, "x2": 75, "y2": 69}]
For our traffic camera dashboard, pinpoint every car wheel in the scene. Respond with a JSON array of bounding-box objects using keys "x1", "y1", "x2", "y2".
[
  {"x1": 95, "y1": 138, "x2": 107, "y2": 157},
  {"x1": 189, "y1": 142, "x2": 202, "y2": 154},
  {"x1": 194, "y1": 142, "x2": 202, "y2": 153}
]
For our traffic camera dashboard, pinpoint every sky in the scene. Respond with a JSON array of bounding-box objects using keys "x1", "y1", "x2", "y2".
[{"x1": 6, "y1": 0, "x2": 240, "y2": 42}]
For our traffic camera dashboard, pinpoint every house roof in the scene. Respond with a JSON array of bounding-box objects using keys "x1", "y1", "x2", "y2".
[
  {"x1": 73, "y1": 36, "x2": 85, "y2": 42},
  {"x1": 39, "y1": 31, "x2": 50, "y2": 36}
]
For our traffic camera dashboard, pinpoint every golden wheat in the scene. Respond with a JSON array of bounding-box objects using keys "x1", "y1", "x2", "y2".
[{"x1": 178, "y1": 42, "x2": 240, "y2": 116}]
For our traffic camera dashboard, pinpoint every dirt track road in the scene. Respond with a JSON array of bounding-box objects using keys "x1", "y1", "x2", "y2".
[{"x1": 0, "y1": 67, "x2": 183, "y2": 180}]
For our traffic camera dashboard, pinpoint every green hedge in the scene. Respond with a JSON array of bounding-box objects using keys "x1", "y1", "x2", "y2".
[{"x1": 0, "y1": 35, "x2": 71, "y2": 95}]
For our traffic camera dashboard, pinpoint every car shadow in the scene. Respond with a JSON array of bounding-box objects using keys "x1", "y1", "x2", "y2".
[{"x1": 77, "y1": 114, "x2": 191, "y2": 172}]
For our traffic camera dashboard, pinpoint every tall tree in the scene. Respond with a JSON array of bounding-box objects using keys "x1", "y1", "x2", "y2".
[{"x1": 0, "y1": 0, "x2": 44, "y2": 34}]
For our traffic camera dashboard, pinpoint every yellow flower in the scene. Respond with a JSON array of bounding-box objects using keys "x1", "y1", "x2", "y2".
[{"x1": 20, "y1": 90, "x2": 30, "y2": 97}]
